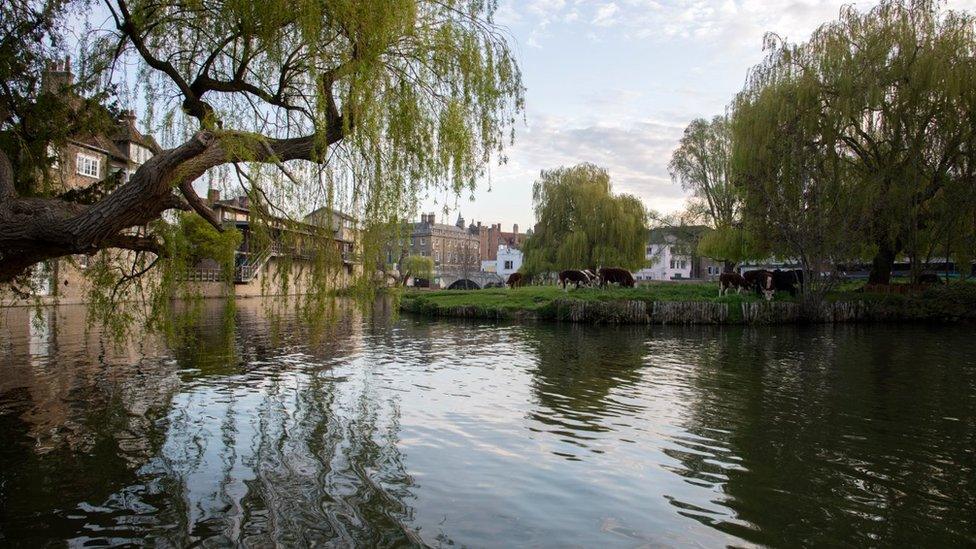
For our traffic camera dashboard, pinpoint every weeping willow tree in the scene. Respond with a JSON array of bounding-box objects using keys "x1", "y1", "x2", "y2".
[
  {"x1": 0, "y1": 0, "x2": 523, "y2": 326},
  {"x1": 669, "y1": 115, "x2": 756, "y2": 268},
  {"x1": 732, "y1": 68, "x2": 864, "y2": 301},
  {"x1": 731, "y1": 0, "x2": 976, "y2": 284},
  {"x1": 521, "y1": 163, "x2": 648, "y2": 277}
]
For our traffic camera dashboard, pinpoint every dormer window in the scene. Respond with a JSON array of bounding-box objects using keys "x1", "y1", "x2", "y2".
[{"x1": 76, "y1": 153, "x2": 100, "y2": 178}]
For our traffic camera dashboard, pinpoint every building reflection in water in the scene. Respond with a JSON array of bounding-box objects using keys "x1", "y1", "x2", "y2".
[{"x1": 0, "y1": 299, "x2": 432, "y2": 546}]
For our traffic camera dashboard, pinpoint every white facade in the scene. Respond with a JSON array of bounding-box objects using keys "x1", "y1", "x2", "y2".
[
  {"x1": 634, "y1": 241, "x2": 692, "y2": 281},
  {"x1": 496, "y1": 245, "x2": 523, "y2": 278}
]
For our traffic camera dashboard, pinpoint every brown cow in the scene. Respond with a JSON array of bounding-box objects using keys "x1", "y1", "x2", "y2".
[
  {"x1": 598, "y1": 267, "x2": 635, "y2": 288},
  {"x1": 718, "y1": 272, "x2": 747, "y2": 296},
  {"x1": 743, "y1": 269, "x2": 775, "y2": 300},
  {"x1": 558, "y1": 269, "x2": 592, "y2": 290},
  {"x1": 507, "y1": 272, "x2": 525, "y2": 288}
]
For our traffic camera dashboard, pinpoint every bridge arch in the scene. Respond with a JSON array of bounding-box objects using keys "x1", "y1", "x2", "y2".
[{"x1": 447, "y1": 278, "x2": 481, "y2": 290}]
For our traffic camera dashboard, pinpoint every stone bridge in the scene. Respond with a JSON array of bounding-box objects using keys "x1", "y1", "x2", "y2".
[{"x1": 434, "y1": 268, "x2": 505, "y2": 290}]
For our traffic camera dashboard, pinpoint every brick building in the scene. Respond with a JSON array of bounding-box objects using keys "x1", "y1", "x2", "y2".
[
  {"x1": 30, "y1": 60, "x2": 164, "y2": 301},
  {"x1": 470, "y1": 221, "x2": 527, "y2": 262},
  {"x1": 403, "y1": 213, "x2": 480, "y2": 269}
]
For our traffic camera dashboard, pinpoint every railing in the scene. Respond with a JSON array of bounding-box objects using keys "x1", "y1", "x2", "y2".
[
  {"x1": 234, "y1": 245, "x2": 274, "y2": 284},
  {"x1": 177, "y1": 241, "x2": 359, "y2": 285},
  {"x1": 181, "y1": 268, "x2": 225, "y2": 282}
]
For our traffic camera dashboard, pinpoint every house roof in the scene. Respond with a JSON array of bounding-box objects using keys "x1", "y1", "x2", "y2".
[
  {"x1": 648, "y1": 225, "x2": 711, "y2": 244},
  {"x1": 213, "y1": 197, "x2": 357, "y2": 242},
  {"x1": 111, "y1": 112, "x2": 162, "y2": 154}
]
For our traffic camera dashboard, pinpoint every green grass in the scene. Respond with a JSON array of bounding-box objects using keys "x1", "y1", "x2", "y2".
[
  {"x1": 400, "y1": 280, "x2": 976, "y2": 323},
  {"x1": 401, "y1": 282, "x2": 767, "y2": 312}
]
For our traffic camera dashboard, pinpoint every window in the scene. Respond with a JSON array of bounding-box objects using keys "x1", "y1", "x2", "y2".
[
  {"x1": 681, "y1": 260, "x2": 687, "y2": 270},
  {"x1": 670, "y1": 259, "x2": 676, "y2": 269},
  {"x1": 410, "y1": 237, "x2": 415, "y2": 246},
  {"x1": 504, "y1": 260, "x2": 513, "y2": 270},
  {"x1": 76, "y1": 153, "x2": 100, "y2": 178},
  {"x1": 420, "y1": 238, "x2": 426, "y2": 245}
]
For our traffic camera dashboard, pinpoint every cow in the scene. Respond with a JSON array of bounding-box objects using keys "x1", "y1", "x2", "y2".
[
  {"x1": 558, "y1": 269, "x2": 592, "y2": 290},
  {"x1": 771, "y1": 269, "x2": 801, "y2": 297},
  {"x1": 506, "y1": 272, "x2": 525, "y2": 288},
  {"x1": 718, "y1": 272, "x2": 747, "y2": 296},
  {"x1": 598, "y1": 267, "x2": 635, "y2": 288},
  {"x1": 743, "y1": 269, "x2": 775, "y2": 300}
]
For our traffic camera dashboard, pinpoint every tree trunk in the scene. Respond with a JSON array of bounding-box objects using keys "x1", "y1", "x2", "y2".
[
  {"x1": 0, "y1": 129, "x2": 337, "y2": 283},
  {"x1": 867, "y1": 240, "x2": 897, "y2": 285}
]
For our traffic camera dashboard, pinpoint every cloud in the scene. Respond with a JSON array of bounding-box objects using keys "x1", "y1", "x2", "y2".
[
  {"x1": 593, "y1": 2, "x2": 620, "y2": 26},
  {"x1": 502, "y1": 0, "x2": 976, "y2": 51},
  {"x1": 490, "y1": 114, "x2": 688, "y2": 213}
]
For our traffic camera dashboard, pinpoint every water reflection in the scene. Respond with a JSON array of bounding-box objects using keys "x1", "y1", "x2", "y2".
[
  {"x1": 657, "y1": 326, "x2": 976, "y2": 547},
  {"x1": 1, "y1": 302, "x2": 974, "y2": 547},
  {"x1": 520, "y1": 323, "x2": 648, "y2": 455}
]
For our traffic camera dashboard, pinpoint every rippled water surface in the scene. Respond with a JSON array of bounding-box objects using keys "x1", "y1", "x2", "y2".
[{"x1": 1, "y1": 299, "x2": 975, "y2": 547}]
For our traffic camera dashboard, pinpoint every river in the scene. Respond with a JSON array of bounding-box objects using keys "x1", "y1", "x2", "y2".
[{"x1": 1, "y1": 299, "x2": 974, "y2": 547}]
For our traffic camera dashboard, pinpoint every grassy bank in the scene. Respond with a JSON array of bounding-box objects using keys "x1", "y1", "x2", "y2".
[{"x1": 399, "y1": 282, "x2": 976, "y2": 324}]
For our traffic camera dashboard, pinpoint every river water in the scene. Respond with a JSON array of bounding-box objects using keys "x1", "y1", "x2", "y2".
[{"x1": 1, "y1": 299, "x2": 974, "y2": 547}]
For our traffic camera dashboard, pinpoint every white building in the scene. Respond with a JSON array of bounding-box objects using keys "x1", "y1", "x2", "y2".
[
  {"x1": 633, "y1": 226, "x2": 722, "y2": 282},
  {"x1": 496, "y1": 245, "x2": 523, "y2": 278},
  {"x1": 634, "y1": 239, "x2": 692, "y2": 281},
  {"x1": 480, "y1": 260, "x2": 497, "y2": 273}
]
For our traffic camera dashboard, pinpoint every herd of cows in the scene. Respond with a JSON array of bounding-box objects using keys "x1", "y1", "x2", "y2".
[
  {"x1": 718, "y1": 269, "x2": 804, "y2": 300},
  {"x1": 504, "y1": 267, "x2": 805, "y2": 301},
  {"x1": 505, "y1": 267, "x2": 636, "y2": 290}
]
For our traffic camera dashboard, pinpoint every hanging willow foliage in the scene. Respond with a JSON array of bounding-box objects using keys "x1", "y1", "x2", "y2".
[
  {"x1": 521, "y1": 163, "x2": 648, "y2": 276},
  {"x1": 0, "y1": 0, "x2": 524, "y2": 334},
  {"x1": 730, "y1": 0, "x2": 976, "y2": 285}
]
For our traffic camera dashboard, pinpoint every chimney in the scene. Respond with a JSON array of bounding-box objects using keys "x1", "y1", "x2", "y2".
[
  {"x1": 207, "y1": 188, "x2": 220, "y2": 205},
  {"x1": 42, "y1": 56, "x2": 73, "y2": 93},
  {"x1": 513, "y1": 223, "x2": 519, "y2": 234}
]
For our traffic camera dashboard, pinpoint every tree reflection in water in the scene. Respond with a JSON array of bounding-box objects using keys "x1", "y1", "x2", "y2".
[
  {"x1": 0, "y1": 300, "x2": 431, "y2": 547},
  {"x1": 518, "y1": 323, "x2": 648, "y2": 457},
  {"x1": 1, "y1": 304, "x2": 974, "y2": 547},
  {"x1": 658, "y1": 324, "x2": 976, "y2": 547}
]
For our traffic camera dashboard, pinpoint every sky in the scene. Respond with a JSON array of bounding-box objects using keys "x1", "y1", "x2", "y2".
[{"x1": 424, "y1": 0, "x2": 976, "y2": 231}]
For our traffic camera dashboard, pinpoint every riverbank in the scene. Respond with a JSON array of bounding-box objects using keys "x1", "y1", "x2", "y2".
[{"x1": 399, "y1": 282, "x2": 976, "y2": 324}]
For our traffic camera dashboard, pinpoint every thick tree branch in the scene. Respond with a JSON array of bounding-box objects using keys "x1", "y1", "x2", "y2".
[
  {"x1": 103, "y1": 233, "x2": 165, "y2": 255},
  {"x1": 179, "y1": 181, "x2": 223, "y2": 231}
]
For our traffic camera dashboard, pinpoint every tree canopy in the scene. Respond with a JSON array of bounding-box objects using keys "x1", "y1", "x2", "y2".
[
  {"x1": 521, "y1": 163, "x2": 648, "y2": 275},
  {"x1": 669, "y1": 115, "x2": 757, "y2": 265},
  {"x1": 0, "y1": 0, "x2": 524, "y2": 301},
  {"x1": 669, "y1": 116, "x2": 739, "y2": 229},
  {"x1": 730, "y1": 0, "x2": 976, "y2": 284}
]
